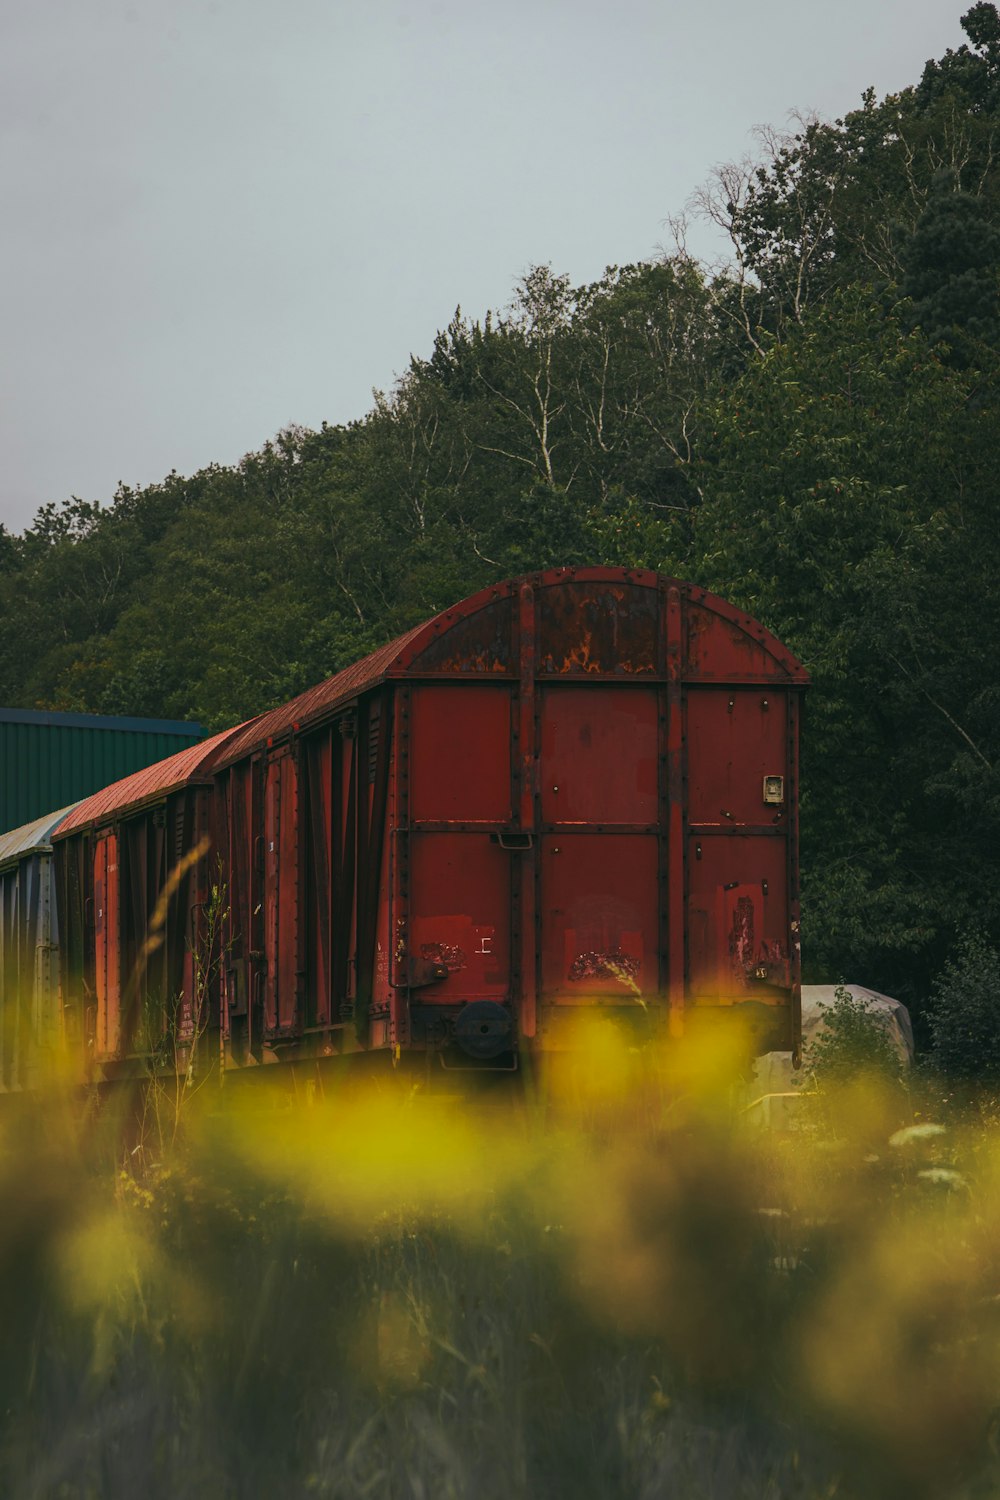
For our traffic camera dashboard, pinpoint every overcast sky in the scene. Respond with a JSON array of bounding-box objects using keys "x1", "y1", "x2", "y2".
[{"x1": 1, "y1": 0, "x2": 964, "y2": 534}]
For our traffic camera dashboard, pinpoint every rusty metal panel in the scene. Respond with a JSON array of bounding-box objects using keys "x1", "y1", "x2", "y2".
[
  {"x1": 408, "y1": 834, "x2": 510, "y2": 1004},
  {"x1": 373, "y1": 832, "x2": 393, "y2": 1023},
  {"x1": 52, "y1": 833, "x2": 89, "y2": 1069},
  {"x1": 684, "y1": 598, "x2": 802, "y2": 684},
  {"x1": 263, "y1": 757, "x2": 281, "y2": 1032},
  {"x1": 411, "y1": 594, "x2": 513, "y2": 674},
  {"x1": 125, "y1": 812, "x2": 170, "y2": 1043},
  {"x1": 222, "y1": 761, "x2": 258, "y2": 1060},
  {"x1": 333, "y1": 725, "x2": 357, "y2": 1019},
  {"x1": 278, "y1": 751, "x2": 300, "y2": 1031},
  {"x1": 687, "y1": 837, "x2": 790, "y2": 1000},
  {"x1": 121, "y1": 817, "x2": 153, "y2": 1051},
  {"x1": 686, "y1": 690, "x2": 789, "y2": 827},
  {"x1": 174, "y1": 787, "x2": 211, "y2": 1046},
  {"x1": 262, "y1": 756, "x2": 301, "y2": 1038},
  {"x1": 410, "y1": 685, "x2": 512, "y2": 823},
  {"x1": 538, "y1": 580, "x2": 658, "y2": 675},
  {"x1": 304, "y1": 730, "x2": 334, "y2": 1029},
  {"x1": 539, "y1": 686, "x2": 658, "y2": 825},
  {"x1": 515, "y1": 581, "x2": 538, "y2": 1037},
  {"x1": 685, "y1": 684, "x2": 794, "y2": 1017},
  {"x1": 354, "y1": 694, "x2": 393, "y2": 1041},
  {"x1": 389, "y1": 690, "x2": 410, "y2": 1046},
  {"x1": 663, "y1": 584, "x2": 685, "y2": 1033},
  {"x1": 120, "y1": 818, "x2": 148, "y2": 1009},
  {"x1": 94, "y1": 832, "x2": 121, "y2": 1057},
  {"x1": 539, "y1": 834, "x2": 658, "y2": 1003}
]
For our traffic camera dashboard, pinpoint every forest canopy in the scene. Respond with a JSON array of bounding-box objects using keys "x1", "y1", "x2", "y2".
[{"x1": 3, "y1": 6, "x2": 999, "y2": 1019}]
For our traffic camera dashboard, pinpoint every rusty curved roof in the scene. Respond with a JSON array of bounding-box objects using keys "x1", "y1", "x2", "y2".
[
  {"x1": 54, "y1": 722, "x2": 251, "y2": 837},
  {"x1": 40, "y1": 570, "x2": 808, "y2": 835},
  {"x1": 215, "y1": 568, "x2": 808, "y2": 770}
]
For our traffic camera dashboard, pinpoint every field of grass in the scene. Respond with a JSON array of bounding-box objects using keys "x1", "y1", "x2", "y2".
[{"x1": 2, "y1": 1021, "x2": 999, "y2": 1500}]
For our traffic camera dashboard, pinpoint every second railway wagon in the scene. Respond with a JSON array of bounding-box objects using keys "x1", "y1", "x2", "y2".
[{"x1": 53, "y1": 727, "x2": 251, "y2": 1074}]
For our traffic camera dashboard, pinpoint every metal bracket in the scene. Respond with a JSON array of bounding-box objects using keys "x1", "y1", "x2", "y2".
[
  {"x1": 399, "y1": 956, "x2": 449, "y2": 988},
  {"x1": 491, "y1": 831, "x2": 534, "y2": 851}
]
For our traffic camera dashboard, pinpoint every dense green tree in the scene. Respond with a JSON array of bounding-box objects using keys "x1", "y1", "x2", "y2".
[
  {"x1": 692, "y1": 6, "x2": 1000, "y2": 348},
  {"x1": 692, "y1": 288, "x2": 1000, "y2": 999},
  {"x1": 0, "y1": 483, "x2": 194, "y2": 709},
  {"x1": 929, "y1": 931, "x2": 1000, "y2": 1080},
  {"x1": 917, "y1": 1, "x2": 1000, "y2": 110},
  {"x1": 898, "y1": 169, "x2": 1000, "y2": 360}
]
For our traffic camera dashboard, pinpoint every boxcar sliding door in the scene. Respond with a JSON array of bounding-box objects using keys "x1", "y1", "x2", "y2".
[
  {"x1": 537, "y1": 685, "x2": 661, "y2": 1008},
  {"x1": 401, "y1": 684, "x2": 514, "y2": 1031},
  {"x1": 685, "y1": 686, "x2": 795, "y2": 1049}
]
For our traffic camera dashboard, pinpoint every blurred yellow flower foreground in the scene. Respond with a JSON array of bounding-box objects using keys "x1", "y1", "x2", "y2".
[{"x1": 1, "y1": 1020, "x2": 998, "y2": 1500}]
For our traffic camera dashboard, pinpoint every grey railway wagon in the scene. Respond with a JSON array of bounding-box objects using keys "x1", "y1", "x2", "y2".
[{"x1": 0, "y1": 804, "x2": 79, "y2": 1090}]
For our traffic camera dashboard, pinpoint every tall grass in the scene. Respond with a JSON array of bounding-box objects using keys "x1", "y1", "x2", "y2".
[{"x1": 2, "y1": 1020, "x2": 999, "y2": 1499}]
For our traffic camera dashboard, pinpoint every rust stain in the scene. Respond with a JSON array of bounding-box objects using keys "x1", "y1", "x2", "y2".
[
  {"x1": 417, "y1": 600, "x2": 512, "y2": 674},
  {"x1": 728, "y1": 896, "x2": 755, "y2": 985},
  {"x1": 539, "y1": 583, "x2": 657, "y2": 675},
  {"x1": 752, "y1": 937, "x2": 790, "y2": 985},
  {"x1": 540, "y1": 629, "x2": 600, "y2": 674},
  {"x1": 562, "y1": 629, "x2": 599, "y2": 674},
  {"x1": 453, "y1": 651, "x2": 492, "y2": 671},
  {"x1": 420, "y1": 941, "x2": 466, "y2": 972}
]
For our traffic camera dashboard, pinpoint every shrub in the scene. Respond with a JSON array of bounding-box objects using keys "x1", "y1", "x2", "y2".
[
  {"x1": 804, "y1": 983, "x2": 902, "y2": 1087},
  {"x1": 929, "y1": 932, "x2": 1000, "y2": 1083}
]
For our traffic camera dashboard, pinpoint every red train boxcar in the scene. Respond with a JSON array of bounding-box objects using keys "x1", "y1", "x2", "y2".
[
  {"x1": 26, "y1": 567, "x2": 807, "y2": 1083},
  {"x1": 213, "y1": 567, "x2": 808, "y2": 1070}
]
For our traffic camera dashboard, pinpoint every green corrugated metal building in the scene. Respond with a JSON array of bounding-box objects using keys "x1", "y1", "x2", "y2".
[{"x1": 0, "y1": 708, "x2": 204, "y2": 835}]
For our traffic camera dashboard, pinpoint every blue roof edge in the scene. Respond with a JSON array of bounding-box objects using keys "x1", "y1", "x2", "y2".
[{"x1": 0, "y1": 707, "x2": 204, "y2": 736}]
